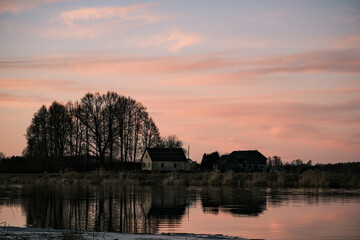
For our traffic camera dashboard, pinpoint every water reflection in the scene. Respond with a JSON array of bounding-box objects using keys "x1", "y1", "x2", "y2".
[
  {"x1": 0, "y1": 184, "x2": 195, "y2": 233},
  {"x1": 201, "y1": 188, "x2": 266, "y2": 216},
  {"x1": 0, "y1": 184, "x2": 360, "y2": 239}
]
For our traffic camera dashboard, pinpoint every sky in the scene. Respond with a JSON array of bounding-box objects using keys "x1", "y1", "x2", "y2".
[{"x1": 0, "y1": 0, "x2": 359, "y2": 164}]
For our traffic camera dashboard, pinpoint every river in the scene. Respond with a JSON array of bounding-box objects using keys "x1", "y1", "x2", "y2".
[{"x1": 0, "y1": 184, "x2": 359, "y2": 240}]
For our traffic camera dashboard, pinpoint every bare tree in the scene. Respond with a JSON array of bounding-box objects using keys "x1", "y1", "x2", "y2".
[
  {"x1": 24, "y1": 91, "x2": 181, "y2": 171},
  {"x1": 140, "y1": 117, "x2": 161, "y2": 149},
  {"x1": 48, "y1": 101, "x2": 70, "y2": 170},
  {"x1": 79, "y1": 93, "x2": 109, "y2": 170},
  {"x1": 0, "y1": 152, "x2": 5, "y2": 160},
  {"x1": 26, "y1": 105, "x2": 49, "y2": 169},
  {"x1": 158, "y1": 135, "x2": 183, "y2": 148}
]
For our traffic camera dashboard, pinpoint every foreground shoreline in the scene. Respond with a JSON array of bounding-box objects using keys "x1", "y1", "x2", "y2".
[
  {"x1": 0, "y1": 171, "x2": 359, "y2": 188},
  {"x1": 0, "y1": 227, "x2": 247, "y2": 240}
]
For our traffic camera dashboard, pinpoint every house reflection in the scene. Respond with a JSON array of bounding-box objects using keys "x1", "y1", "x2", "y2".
[
  {"x1": 201, "y1": 188, "x2": 267, "y2": 216},
  {"x1": 141, "y1": 186, "x2": 189, "y2": 227}
]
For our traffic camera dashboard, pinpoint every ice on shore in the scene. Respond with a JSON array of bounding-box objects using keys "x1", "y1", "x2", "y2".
[{"x1": 0, "y1": 227, "x2": 247, "y2": 240}]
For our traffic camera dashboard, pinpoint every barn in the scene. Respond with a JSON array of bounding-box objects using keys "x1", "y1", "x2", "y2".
[{"x1": 213, "y1": 150, "x2": 267, "y2": 172}]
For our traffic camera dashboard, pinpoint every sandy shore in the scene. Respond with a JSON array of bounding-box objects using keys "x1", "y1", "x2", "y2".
[{"x1": 0, "y1": 227, "x2": 248, "y2": 240}]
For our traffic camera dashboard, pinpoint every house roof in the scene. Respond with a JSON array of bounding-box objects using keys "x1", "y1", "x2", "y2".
[
  {"x1": 215, "y1": 150, "x2": 266, "y2": 166},
  {"x1": 146, "y1": 148, "x2": 187, "y2": 162},
  {"x1": 229, "y1": 150, "x2": 266, "y2": 161}
]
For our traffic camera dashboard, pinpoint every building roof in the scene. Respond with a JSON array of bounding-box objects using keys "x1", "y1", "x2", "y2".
[
  {"x1": 215, "y1": 150, "x2": 266, "y2": 166},
  {"x1": 229, "y1": 150, "x2": 266, "y2": 161},
  {"x1": 146, "y1": 148, "x2": 187, "y2": 162}
]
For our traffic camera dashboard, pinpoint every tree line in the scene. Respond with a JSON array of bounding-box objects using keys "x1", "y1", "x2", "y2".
[
  {"x1": 1, "y1": 92, "x2": 183, "y2": 172},
  {"x1": 198, "y1": 151, "x2": 360, "y2": 174}
]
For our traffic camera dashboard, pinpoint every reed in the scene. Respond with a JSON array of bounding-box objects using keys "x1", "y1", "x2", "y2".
[{"x1": 0, "y1": 171, "x2": 359, "y2": 188}]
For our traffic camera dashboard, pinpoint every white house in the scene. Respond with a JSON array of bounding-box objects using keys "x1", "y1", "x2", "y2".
[{"x1": 141, "y1": 148, "x2": 191, "y2": 171}]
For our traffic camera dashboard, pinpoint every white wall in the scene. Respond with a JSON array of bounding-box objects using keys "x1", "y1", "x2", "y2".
[{"x1": 152, "y1": 161, "x2": 187, "y2": 171}]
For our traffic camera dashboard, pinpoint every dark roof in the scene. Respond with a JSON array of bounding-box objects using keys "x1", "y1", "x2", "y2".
[
  {"x1": 229, "y1": 150, "x2": 265, "y2": 161},
  {"x1": 215, "y1": 150, "x2": 266, "y2": 166},
  {"x1": 146, "y1": 148, "x2": 187, "y2": 162}
]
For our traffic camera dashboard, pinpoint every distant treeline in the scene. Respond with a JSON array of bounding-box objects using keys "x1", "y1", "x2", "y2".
[
  {"x1": 199, "y1": 152, "x2": 360, "y2": 174},
  {"x1": 1, "y1": 154, "x2": 360, "y2": 175},
  {"x1": 0, "y1": 92, "x2": 182, "y2": 173},
  {"x1": 268, "y1": 157, "x2": 360, "y2": 174}
]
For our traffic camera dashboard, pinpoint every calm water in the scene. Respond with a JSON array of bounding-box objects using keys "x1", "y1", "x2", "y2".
[{"x1": 0, "y1": 184, "x2": 360, "y2": 240}]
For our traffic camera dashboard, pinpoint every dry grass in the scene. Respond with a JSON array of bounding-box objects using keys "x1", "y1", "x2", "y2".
[{"x1": 0, "y1": 171, "x2": 359, "y2": 188}]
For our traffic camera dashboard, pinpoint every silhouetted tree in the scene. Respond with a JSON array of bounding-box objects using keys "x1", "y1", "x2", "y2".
[
  {"x1": 200, "y1": 151, "x2": 220, "y2": 171},
  {"x1": 291, "y1": 159, "x2": 304, "y2": 165},
  {"x1": 66, "y1": 102, "x2": 86, "y2": 160},
  {"x1": 24, "y1": 91, "x2": 168, "y2": 171},
  {"x1": 26, "y1": 105, "x2": 49, "y2": 169},
  {"x1": 48, "y1": 101, "x2": 71, "y2": 170},
  {"x1": 0, "y1": 152, "x2": 5, "y2": 160},
  {"x1": 140, "y1": 117, "x2": 161, "y2": 149},
  {"x1": 159, "y1": 135, "x2": 183, "y2": 148},
  {"x1": 267, "y1": 155, "x2": 283, "y2": 168}
]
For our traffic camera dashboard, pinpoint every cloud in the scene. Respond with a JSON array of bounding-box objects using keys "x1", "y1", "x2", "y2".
[
  {"x1": 43, "y1": 3, "x2": 163, "y2": 39},
  {"x1": 0, "y1": 93, "x2": 50, "y2": 108},
  {"x1": 136, "y1": 29, "x2": 202, "y2": 52},
  {"x1": 0, "y1": 78, "x2": 88, "y2": 92},
  {"x1": 1, "y1": 48, "x2": 359, "y2": 79},
  {"x1": 339, "y1": 34, "x2": 360, "y2": 48},
  {"x1": 60, "y1": 3, "x2": 161, "y2": 26},
  {"x1": 346, "y1": 7, "x2": 360, "y2": 15},
  {"x1": 0, "y1": 0, "x2": 64, "y2": 14},
  {"x1": 43, "y1": 24, "x2": 116, "y2": 39},
  {"x1": 165, "y1": 29, "x2": 201, "y2": 52},
  {"x1": 145, "y1": 95, "x2": 360, "y2": 159},
  {"x1": 246, "y1": 48, "x2": 360, "y2": 74}
]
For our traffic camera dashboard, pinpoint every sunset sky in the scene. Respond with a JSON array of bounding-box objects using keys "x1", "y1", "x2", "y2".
[{"x1": 0, "y1": 0, "x2": 359, "y2": 163}]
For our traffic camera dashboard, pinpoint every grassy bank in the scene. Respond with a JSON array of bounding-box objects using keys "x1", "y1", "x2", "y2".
[{"x1": 1, "y1": 171, "x2": 359, "y2": 188}]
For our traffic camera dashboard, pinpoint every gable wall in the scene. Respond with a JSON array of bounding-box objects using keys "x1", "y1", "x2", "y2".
[{"x1": 142, "y1": 150, "x2": 152, "y2": 170}]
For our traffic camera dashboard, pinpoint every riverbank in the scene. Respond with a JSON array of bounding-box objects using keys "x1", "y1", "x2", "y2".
[
  {"x1": 1, "y1": 171, "x2": 359, "y2": 188},
  {"x1": 0, "y1": 227, "x2": 247, "y2": 240}
]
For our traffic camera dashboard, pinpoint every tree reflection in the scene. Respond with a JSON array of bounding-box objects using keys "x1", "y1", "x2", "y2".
[
  {"x1": 17, "y1": 184, "x2": 192, "y2": 234},
  {"x1": 3, "y1": 185, "x2": 357, "y2": 234}
]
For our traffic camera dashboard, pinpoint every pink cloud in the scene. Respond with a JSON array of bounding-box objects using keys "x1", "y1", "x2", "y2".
[
  {"x1": 43, "y1": 24, "x2": 118, "y2": 39},
  {"x1": 0, "y1": 0, "x2": 65, "y2": 14},
  {"x1": 60, "y1": 3, "x2": 161, "y2": 26},
  {"x1": 0, "y1": 93, "x2": 50, "y2": 108},
  {"x1": 0, "y1": 78, "x2": 95, "y2": 93},
  {"x1": 43, "y1": 3, "x2": 164, "y2": 39},
  {"x1": 141, "y1": 95, "x2": 360, "y2": 161},
  {"x1": 0, "y1": 78, "x2": 72, "y2": 89},
  {"x1": 247, "y1": 48, "x2": 360, "y2": 74},
  {"x1": 339, "y1": 34, "x2": 360, "y2": 48},
  {"x1": 167, "y1": 30, "x2": 201, "y2": 52},
  {"x1": 1, "y1": 48, "x2": 359, "y2": 78},
  {"x1": 136, "y1": 29, "x2": 202, "y2": 52}
]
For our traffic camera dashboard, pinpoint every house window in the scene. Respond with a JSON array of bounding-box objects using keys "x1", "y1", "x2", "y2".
[
  {"x1": 174, "y1": 163, "x2": 177, "y2": 168},
  {"x1": 161, "y1": 163, "x2": 164, "y2": 168}
]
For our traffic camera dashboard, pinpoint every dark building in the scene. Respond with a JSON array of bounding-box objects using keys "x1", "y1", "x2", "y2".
[{"x1": 213, "y1": 150, "x2": 266, "y2": 172}]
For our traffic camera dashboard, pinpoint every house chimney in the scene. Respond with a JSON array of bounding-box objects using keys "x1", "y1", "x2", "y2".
[{"x1": 188, "y1": 145, "x2": 190, "y2": 159}]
